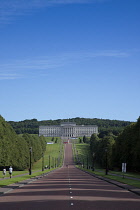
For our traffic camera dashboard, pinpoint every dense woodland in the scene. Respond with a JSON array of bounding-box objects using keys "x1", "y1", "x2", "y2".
[
  {"x1": 90, "y1": 116, "x2": 140, "y2": 172},
  {"x1": 0, "y1": 115, "x2": 46, "y2": 170},
  {"x1": 8, "y1": 117, "x2": 132, "y2": 136}
]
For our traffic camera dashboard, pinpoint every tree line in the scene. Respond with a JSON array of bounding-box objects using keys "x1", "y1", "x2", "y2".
[
  {"x1": 90, "y1": 116, "x2": 140, "y2": 172},
  {"x1": 8, "y1": 117, "x2": 132, "y2": 136},
  {"x1": 0, "y1": 115, "x2": 46, "y2": 170}
]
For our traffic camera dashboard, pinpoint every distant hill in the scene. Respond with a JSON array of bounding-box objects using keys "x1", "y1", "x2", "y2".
[{"x1": 8, "y1": 117, "x2": 132, "y2": 136}]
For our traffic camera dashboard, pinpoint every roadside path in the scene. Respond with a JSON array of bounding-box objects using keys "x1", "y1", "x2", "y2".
[{"x1": 0, "y1": 170, "x2": 42, "y2": 181}]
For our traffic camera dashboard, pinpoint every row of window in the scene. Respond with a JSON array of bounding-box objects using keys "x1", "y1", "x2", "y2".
[
  {"x1": 40, "y1": 128, "x2": 97, "y2": 132},
  {"x1": 39, "y1": 127, "x2": 98, "y2": 137}
]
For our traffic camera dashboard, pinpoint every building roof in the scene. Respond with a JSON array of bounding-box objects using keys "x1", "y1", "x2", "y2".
[{"x1": 60, "y1": 122, "x2": 76, "y2": 126}]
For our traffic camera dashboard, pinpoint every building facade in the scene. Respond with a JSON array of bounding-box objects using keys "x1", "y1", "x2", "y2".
[{"x1": 39, "y1": 122, "x2": 98, "y2": 138}]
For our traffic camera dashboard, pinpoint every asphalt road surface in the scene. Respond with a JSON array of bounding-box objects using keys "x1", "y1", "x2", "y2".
[{"x1": 0, "y1": 143, "x2": 140, "y2": 210}]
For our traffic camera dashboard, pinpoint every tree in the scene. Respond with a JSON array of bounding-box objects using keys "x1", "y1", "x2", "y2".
[
  {"x1": 113, "y1": 117, "x2": 140, "y2": 171},
  {"x1": 83, "y1": 135, "x2": 87, "y2": 143},
  {"x1": 79, "y1": 138, "x2": 82, "y2": 143},
  {"x1": 0, "y1": 115, "x2": 46, "y2": 170}
]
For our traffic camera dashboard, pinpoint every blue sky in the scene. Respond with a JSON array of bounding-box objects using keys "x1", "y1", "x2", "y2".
[{"x1": 0, "y1": 0, "x2": 140, "y2": 122}]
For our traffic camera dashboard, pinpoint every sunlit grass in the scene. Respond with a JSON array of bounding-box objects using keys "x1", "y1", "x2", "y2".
[
  {"x1": 32, "y1": 142, "x2": 62, "y2": 170},
  {"x1": 0, "y1": 169, "x2": 55, "y2": 187},
  {"x1": 75, "y1": 143, "x2": 92, "y2": 166}
]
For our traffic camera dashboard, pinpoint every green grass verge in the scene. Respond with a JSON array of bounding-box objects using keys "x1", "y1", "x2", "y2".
[
  {"x1": 0, "y1": 169, "x2": 55, "y2": 187},
  {"x1": 77, "y1": 167, "x2": 140, "y2": 188},
  {"x1": 108, "y1": 170, "x2": 140, "y2": 179}
]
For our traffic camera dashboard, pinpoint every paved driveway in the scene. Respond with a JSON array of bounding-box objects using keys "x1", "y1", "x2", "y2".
[{"x1": 0, "y1": 143, "x2": 140, "y2": 210}]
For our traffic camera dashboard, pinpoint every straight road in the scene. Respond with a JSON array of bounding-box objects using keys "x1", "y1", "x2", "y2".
[{"x1": 0, "y1": 143, "x2": 140, "y2": 210}]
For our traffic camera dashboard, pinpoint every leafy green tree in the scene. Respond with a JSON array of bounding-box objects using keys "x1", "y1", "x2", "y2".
[
  {"x1": 0, "y1": 115, "x2": 46, "y2": 170},
  {"x1": 113, "y1": 117, "x2": 140, "y2": 171},
  {"x1": 83, "y1": 135, "x2": 87, "y2": 143},
  {"x1": 90, "y1": 133, "x2": 115, "y2": 169},
  {"x1": 51, "y1": 137, "x2": 54, "y2": 141},
  {"x1": 0, "y1": 115, "x2": 19, "y2": 168},
  {"x1": 79, "y1": 138, "x2": 82, "y2": 143},
  {"x1": 55, "y1": 138, "x2": 58, "y2": 143},
  {"x1": 90, "y1": 134, "x2": 99, "y2": 154}
]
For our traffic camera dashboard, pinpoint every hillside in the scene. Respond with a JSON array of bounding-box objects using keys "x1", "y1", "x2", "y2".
[{"x1": 8, "y1": 117, "x2": 132, "y2": 136}]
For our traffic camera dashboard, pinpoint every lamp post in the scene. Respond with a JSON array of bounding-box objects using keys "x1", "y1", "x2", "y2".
[
  {"x1": 42, "y1": 152, "x2": 44, "y2": 171},
  {"x1": 55, "y1": 157, "x2": 57, "y2": 168},
  {"x1": 29, "y1": 147, "x2": 32, "y2": 175},
  {"x1": 105, "y1": 148, "x2": 108, "y2": 175},
  {"x1": 49, "y1": 155, "x2": 50, "y2": 169},
  {"x1": 52, "y1": 157, "x2": 54, "y2": 168},
  {"x1": 92, "y1": 152, "x2": 95, "y2": 171},
  {"x1": 87, "y1": 156, "x2": 89, "y2": 169},
  {"x1": 83, "y1": 159, "x2": 84, "y2": 168}
]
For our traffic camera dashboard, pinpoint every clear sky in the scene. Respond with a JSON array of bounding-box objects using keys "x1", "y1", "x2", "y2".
[{"x1": 0, "y1": 0, "x2": 140, "y2": 122}]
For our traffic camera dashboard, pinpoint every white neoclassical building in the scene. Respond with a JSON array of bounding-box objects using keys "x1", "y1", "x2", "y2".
[{"x1": 39, "y1": 122, "x2": 98, "y2": 138}]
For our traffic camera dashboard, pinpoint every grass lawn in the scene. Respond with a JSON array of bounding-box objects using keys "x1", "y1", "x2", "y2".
[
  {"x1": 74, "y1": 143, "x2": 92, "y2": 166},
  {"x1": 32, "y1": 141, "x2": 63, "y2": 170}
]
